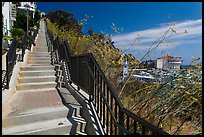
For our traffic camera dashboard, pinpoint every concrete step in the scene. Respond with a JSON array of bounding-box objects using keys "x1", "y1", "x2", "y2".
[
  {"x1": 18, "y1": 76, "x2": 56, "y2": 83},
  {"x1": 30, "y1": 51, "x2": 50, "y2": 54},
  {"x1": 72, "y1": 116, "x2": 87, "y2": 132},
  {"x1": 28, "y1": 63, "x2": 53, "y2": 66},
  {"x1": 2, "y1": 106, "x2": 68, "y2": 128},
  {"x1": 33, "y1": 47, "x2": 48, "y2": 50},
  {"x1": 27, "y1": 60, "x2": 51, "y2": 64},
  {"x1": 2, "y1": 117, "x2": 72, "y2": 135},
  {"x1": 28, "y1": 55, "x2": 51, "y2": 58},
  {"x1": 32, "y1": 50, "x2": 49, "y2": 53},
  {"x1": 32, "y1": 50, "x2": 48, "y2": 53},
  {"x1": 69, "y1": 104, "x2": 82, "y2": 117},
  {"x1": 19, "y1": 70, "x2": 55, "y2": 77},
  {"x1": 29, "y1": 54, "x2": 50, "y2": 57},
  {"x1": 58, "y1": 88, "x2": 81, "y2": 106},
  {"x1": 33, "y1": 46, "x2": 48, "y2": 48},
  {"x1": 28, "y1": 56, "x2": 51, "y2": 60},
  {"x1": 17, "y1": 88, "x2": 57, "y2": 93},
  {"x1": 29, "y1": 52, "x2": 50, "y2": 55},
  {"x1": 58, "y1": 88, "x2": 82, "y2": 117},
  {"x1": 28, "y1": 57, "x2": 51, "y2": 62},
  {"x1": 28, "y1": 54, "x2": 51, "y2": 58},
  {"x1": 34, "y1": 46, "x2": 48, "y2": 48},
  {"x1": 16, "y1": 81, "x2": 57, "y2": 90},
  {"x1": 20, "y1": 65, "x2": 55, "y2": 71}
]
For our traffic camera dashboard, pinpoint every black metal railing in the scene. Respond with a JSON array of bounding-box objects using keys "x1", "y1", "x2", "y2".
[
  {"x1": 21, "y1": 33, "x2": 27, "y2": 62},
  {"x1": 5, "y1": 38, "x2": 18, "y2": 89},
  {"x1": 27, "y1": 26, "x2": 39, "y2": 51},
  {"x1": 4, "y1": 34, "x2": 26, "y2": 89},
  {"x1": 4, "y1": 26, "x2": 39, "y2": 89},
  {"x1": 70, "y1": 53, "x2": 169, "y2": 135},
  {"x1": 21, "y1": 26, "x2": 39, "y2": 61},
  {"x1": 33, "y1": 26, "x2": 39, "y2": 42},
  {"x1": 46, "y1": 22, "x2": 170, "y2": 135}
]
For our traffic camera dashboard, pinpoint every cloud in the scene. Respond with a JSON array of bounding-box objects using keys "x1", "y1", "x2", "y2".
[{"x1": 112, "y1": 19, "x2": 202, "y2": 52}]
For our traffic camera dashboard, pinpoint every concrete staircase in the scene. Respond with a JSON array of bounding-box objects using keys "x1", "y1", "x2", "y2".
[{"x1": 2, "y1": 20, "x2": 87, "y2": 135}]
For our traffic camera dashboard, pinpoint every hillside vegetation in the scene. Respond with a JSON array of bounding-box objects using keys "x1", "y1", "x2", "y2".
[
  {"x1": 46, "y1": 10, "x2": 202, "y2": 135},
  {"x1": 46, "y1": 10, "x2": 138, "y2": 72}
]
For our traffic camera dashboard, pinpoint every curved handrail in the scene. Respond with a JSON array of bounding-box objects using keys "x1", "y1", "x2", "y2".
[{"x1": 84, "y1": 53, "x2": 169, "y2": 135}]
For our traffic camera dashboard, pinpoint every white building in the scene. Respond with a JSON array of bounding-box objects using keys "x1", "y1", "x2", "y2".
[
  {"x1": 2, "y1": 2, "x2": 16, "y2": 36},
  {"x1": 133, "y1": 71, "x2": 155, "y2": 83},
  {"x1": 18, "y1": 2, "x2": 37, "y2": 18},
  {"x1": 157, "y1": 54, "x2": 182, "y2": 70},
  {"x1": 123, "y1": 58, "x2": 129, "y2": 79}
]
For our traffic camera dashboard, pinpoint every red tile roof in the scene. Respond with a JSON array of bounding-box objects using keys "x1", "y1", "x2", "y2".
[{"x1": 157, "y1": 55, "x2": 175, "y2": 59}]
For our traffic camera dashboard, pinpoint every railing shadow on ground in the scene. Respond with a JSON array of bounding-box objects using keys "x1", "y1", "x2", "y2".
[
  {"x1": 45, "y1": 20, "x2": 170, "y2": 135},
  {"x1": 66, "y1": 82, "x2": 105, "y2": 135}
]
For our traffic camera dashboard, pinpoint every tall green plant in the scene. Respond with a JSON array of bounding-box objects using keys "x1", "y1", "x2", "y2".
[{"x1": 11, "y1": 28, "x2": 24, "y2": 41}]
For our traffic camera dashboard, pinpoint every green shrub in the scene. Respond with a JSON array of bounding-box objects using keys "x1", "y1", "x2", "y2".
[
  {"x1": 11, "y1": 28, "x2": 24, "y2": 39},
  {"x1": 3, "y1": 35, "x2": 13, "y2": 41}
]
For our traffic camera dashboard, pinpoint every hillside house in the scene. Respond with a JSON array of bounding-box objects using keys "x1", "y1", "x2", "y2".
[{"x1": 157, "y1": 54, "x2": 182, "y2": 70}]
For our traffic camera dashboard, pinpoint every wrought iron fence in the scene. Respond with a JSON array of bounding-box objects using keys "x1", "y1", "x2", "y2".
[
  {"x1": 70, "y1": 53, "x2": 169, "y2": 135},
  {"x1": 21, "y1": 32, "x2": 27, "y2": 62},
  {"x1": 4, "y1": 25, "x2": 39, "y2": 89},
  {"x1": 4, "y1": 33, "x2": 26, "y2": 89},
  {"x1": 5, "y1": 38, "x2": 18, "y2": 89},
  {"x1": 46, "y1": 22, "x2": 170, "y2": 135},
  {"x1": 27, "y1": 26, "x2": 39, "y2": 51}
]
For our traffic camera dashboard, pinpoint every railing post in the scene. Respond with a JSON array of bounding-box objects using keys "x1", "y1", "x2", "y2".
[
  {"x1": 119, "y1": 108, "x2": 124, "y2": 135},
  {"x1": 21, "y1": 33, "x2": 27, "y2": 62},
  {"x1": 5, "y1": 38, "x2": 17, "y2": 89},
  {"x1": 88, "y1": 68, "x2": 92, "y2": 101},
  {"x1": 88, "y1": 55, "x2": 94, "y2": 101},
  {"x1": 64, "y1": 41, "x2": 71, "y2": 63},
  {"x1": 6, "y1": 55, "x2": 9, "y2": 89}
]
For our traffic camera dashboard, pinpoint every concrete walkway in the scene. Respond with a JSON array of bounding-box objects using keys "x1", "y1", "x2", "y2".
[{"x1": 2, "y1": 20, "x2": 70, "y2": 135}]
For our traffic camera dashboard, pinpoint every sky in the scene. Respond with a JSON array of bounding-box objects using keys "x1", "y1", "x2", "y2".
[{"x1": 37, "y1": 2, "x2": 202, "y2": 65}]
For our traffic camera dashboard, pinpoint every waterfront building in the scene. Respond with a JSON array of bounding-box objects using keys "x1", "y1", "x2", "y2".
[
  {"x1": 133, "y1": 71, "x2": 155, "y2": 83},
  {"x1": 157, "y1": 54, "x2": 182, "y2": 70}
]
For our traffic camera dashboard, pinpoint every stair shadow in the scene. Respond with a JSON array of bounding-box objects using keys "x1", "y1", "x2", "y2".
[
  {"x1": 67, "y1": 83, "x2": 105, "y2": 135},
  {"x1": 57, "y1": 88, "x2": 84, "y2": 135},
  {"x1": 57, "y1": 83, "x2": 104, "y2": 135},
  {"x1": 65, "y1": 104, "x2": 79, "y2": 135}
]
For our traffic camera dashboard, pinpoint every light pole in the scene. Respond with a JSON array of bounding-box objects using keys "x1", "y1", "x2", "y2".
[{"x1": 26, "y1": 8, "x2": 28, "y2": 35}]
